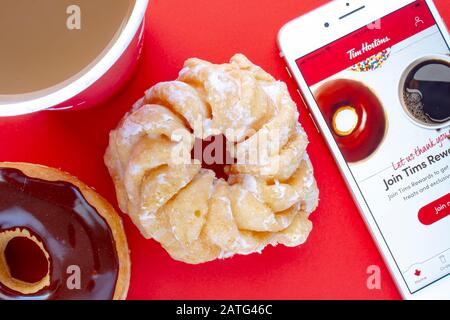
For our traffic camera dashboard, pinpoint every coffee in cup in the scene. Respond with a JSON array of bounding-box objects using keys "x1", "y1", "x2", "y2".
[
  {"x1": 399, "y1": 55, "x2": 450, "y2": 128},
  {"x1": 0, "y1": 0, "x2": 149, "y2": 117}
]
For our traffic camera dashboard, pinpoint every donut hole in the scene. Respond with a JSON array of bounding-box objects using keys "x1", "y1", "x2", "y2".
[
  {"x1": 191, "y1": 135, "x2": 235, "y2": 180},
  {"x1": 5, "y1": 237, "x2": 49, "y2": 284},
  {"x1": 0, "y1": 229, "x2": 50, "y2": 294}
]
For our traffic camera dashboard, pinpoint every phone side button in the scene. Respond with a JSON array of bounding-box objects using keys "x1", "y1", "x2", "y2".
[
  {"x1": 296, "y1": 89, "x2": 309, "y2": 111},
  {"x1": 285, "y1": 66, "x2": 293, "y2": 79},
  {"x1": 309, "y1": 113, "x2": 320, "y2": 134}
]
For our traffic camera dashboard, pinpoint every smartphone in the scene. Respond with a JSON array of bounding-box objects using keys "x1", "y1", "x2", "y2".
[{"x1": 278, "y1": 0, "x2": 450, "y2": 299}]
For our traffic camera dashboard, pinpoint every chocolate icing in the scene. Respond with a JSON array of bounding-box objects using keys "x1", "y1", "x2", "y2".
[{"x1": 0, "y1": 168, "x2": 119, "y2": 300}]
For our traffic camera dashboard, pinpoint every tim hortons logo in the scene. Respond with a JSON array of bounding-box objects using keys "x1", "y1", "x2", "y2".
[{"x1": 346, "y1": 36, "x2": 391, "y2": 60}]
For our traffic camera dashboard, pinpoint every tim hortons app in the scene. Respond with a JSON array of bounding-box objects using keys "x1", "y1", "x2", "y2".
[{"x1": 297, "y1": 0, "x2": 450, "y2": 293}]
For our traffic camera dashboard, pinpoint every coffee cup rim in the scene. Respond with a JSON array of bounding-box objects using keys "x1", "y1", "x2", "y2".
[
  {"x1": 398, "y1": 53, "x2": 450, "y2": 130},
  {"x1": 0, "y1": 0, "x2": 149, "y2": 117}
]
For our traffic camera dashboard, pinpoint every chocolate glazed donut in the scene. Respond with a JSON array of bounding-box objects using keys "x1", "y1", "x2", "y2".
[{"x1": 0, "y1": 163, "x2": 130, "y2": 300}]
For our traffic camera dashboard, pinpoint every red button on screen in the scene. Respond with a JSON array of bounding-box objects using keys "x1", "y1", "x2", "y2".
[{"x1": 418, "y1": 193, "x2": 450, "y2": 225}]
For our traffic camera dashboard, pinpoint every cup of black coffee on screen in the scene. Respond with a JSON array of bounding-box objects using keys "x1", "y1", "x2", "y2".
[{"x1": 399, "y1": 55, "x2": 450, "y2": 129}]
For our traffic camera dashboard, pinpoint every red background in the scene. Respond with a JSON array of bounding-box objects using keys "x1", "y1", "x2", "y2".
[{"x1": 0, "y1": 0, "x2": 448, "y2": 300}]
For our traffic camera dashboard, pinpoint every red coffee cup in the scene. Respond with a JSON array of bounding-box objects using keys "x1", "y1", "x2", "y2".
[{"x1": 0, "y1": 0, "x2": 149, "y2": 117}]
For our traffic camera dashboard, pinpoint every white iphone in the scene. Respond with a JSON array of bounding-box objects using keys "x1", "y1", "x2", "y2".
[{"x1": 278, "y1": 0, "x2": 450, "y2": 299}]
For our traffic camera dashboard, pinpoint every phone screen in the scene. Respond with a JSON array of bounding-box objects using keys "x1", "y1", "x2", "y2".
[{"x1": 296, "y1": 0, "x2": 449, "y2": 294}]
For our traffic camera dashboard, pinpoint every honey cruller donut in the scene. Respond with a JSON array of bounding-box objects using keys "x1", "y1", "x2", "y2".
[{"x1": 105, "y1": 54, "x2": 319, "y2": 264}]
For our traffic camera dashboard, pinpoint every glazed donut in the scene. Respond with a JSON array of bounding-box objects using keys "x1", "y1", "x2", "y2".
[
  {"x1": 105, "y1": 54, "x2": 319, "y2": 264},
  {"x1": 0, "y1": 162, "x2": 130, "y2": 300}
]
